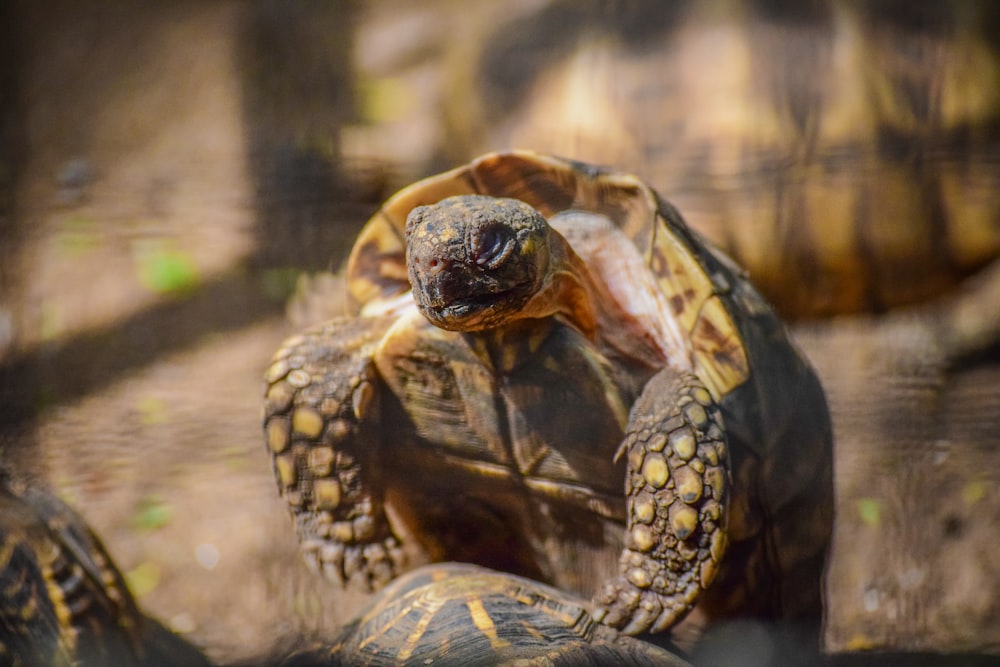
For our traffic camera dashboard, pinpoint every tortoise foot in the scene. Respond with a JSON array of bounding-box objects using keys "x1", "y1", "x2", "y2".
[
  {"x1": 301, "y1": 531, "x2": 407, "y2": 590},
  {"x1": 263, "y1": 317, "x2": 406, "y2": 591},
  {"x1": 600, "y1": 368, "x2": 730, "y2": 634}
]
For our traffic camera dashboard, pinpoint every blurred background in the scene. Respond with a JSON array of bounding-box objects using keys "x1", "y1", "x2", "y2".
[{"x1": 0, "y1": 0, "x2": 998, "y2": 662}]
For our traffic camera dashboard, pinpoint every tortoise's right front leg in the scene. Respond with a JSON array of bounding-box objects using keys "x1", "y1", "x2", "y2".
[
  {"x1": 263, "y1": 316, "x2": 406, "y2": 590},
  {"x1": 593, "y1": 366, "x2": 730, "y2": 635}
]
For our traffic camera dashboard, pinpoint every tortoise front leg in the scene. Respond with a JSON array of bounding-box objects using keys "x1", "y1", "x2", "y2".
[
  {"x1": 593, "y1": 367, "x2": 730, "y2": 635},
  {"x1": 263, "y1": 316, "x2": 406, "y2": 590}
]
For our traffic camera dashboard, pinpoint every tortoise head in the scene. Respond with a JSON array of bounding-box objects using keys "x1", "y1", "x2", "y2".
[{"x1": 405, "y1": 195, "x2": 554, "y2": 332}]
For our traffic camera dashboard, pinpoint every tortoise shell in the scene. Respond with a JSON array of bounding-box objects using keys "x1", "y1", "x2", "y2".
[
  {"x1": 0, "y1": 480, "x2": 211, "y2": 667},
  {"x1": 348, "y1": 151, "x2": 754, "y2": 402},
  {"x1": 306, "y1": 563, "x2": 691, "y2": 667},
  {"x1": 264, "y1": 151, "x2": 832, "y2": 641}
]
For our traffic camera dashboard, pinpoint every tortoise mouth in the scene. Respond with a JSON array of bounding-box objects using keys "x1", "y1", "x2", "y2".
[{"x1": 418, "y1": 283, "x2": 534, "y2": 331}]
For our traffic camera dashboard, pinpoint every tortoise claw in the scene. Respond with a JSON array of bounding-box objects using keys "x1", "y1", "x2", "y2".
[
  {"x1": 595, "y1": 368, "x2": 730, "y2": 635},
  {"x1": 263, "y1": 317, "x2": 405, "y2": 592},
  {"x1": 302, "y1": 533, "x2": 406, "y2": 590}
]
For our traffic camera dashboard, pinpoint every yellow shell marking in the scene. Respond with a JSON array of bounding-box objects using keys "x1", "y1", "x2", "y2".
[
  {"x1": 466, "y1": 597, "x2": 511, "y2": 649},
  {"x1": 649, "y1": 216, "x2": 750, "y2": 398},
  {"x1": 397, "y1": 598, "x2": 447, "y2": 661},
  {"x1": 650, "y1": 220, "x2": 716, "y2": 338},
  {"x1": 691, "y1": 295, "x2": 750, "y2": 399}
]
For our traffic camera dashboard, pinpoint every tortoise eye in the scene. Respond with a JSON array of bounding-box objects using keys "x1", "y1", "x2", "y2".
[{"x1": 470, "y1": 224, "x2": 514, "y2": 270}]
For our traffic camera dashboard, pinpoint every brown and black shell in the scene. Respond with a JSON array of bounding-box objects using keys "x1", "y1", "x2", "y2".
[
  {"x1": 345, "y1": 150, "x2": 833, "y2": 623},
  {"x1": 303, "y1": 563, "x2": 691, "y2": 667}
]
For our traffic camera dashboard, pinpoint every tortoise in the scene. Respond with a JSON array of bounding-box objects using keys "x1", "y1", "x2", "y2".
[
  {"x1": 282, "y1": 562, "x2": 690, "y2": 667},
  {"x1": 262, "y1": 151, "x2": 833, "y2": 641},
  {"x1": 0, "y1": 475, "x2": 212, "y2": 667}
]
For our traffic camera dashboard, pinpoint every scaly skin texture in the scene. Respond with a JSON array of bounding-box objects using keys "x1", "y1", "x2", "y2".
[
  {"x1": 594, "y1": 368, "x2": 729, "y2": 634},
  {"x1": 264, "y1": 317, "x2": 407, "y2": 589}
]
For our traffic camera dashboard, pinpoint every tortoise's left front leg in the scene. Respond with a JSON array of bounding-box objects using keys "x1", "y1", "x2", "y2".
[
  {"x1": 263, "y1": 316, "x2": 407, "y2": 590},
  {"x1": 593, "y1": 366, "x2": 730, "y2": 635}
]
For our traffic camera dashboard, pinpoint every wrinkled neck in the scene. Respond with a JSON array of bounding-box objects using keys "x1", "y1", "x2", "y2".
[
  {"x1": 518, "y1": 233, "x2": 599, "y2": 339},
  {"x1": 460, "y1": 232, "x2": 600, "y2": 373}
]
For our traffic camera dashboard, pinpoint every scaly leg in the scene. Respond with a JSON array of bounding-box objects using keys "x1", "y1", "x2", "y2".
[
  {"x1": 263, "y1": 316, "x2": 406, "y2": 590},
  {"x1": 593, "y1": 367, "x2": 730, "y2": 634}
]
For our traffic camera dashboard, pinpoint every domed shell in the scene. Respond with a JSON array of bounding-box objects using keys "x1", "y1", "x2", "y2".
[
  {"x1": 322, "y1": 563, "x2": 690, "y2": 666},
  {"x1": 346, "y1": 150, "x2": 758, "y2": 402}
]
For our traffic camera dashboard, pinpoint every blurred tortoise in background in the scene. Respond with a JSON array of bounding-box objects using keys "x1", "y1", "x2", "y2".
[
  {"x1": 0, "y1": 474, "x2": 211, "y2": 667},
  {"x1": 354, "y1": 0, "x2": 1000, "y2": 319},
  {"x1": 283, "y1": 562, "x2": 690, "y2": 667},
  {"x1": 262, "y1": 151, "x2": 833, "y2": 644}
]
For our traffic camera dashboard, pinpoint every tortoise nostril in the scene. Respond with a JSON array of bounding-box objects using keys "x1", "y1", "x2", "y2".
[{"x1": 424, "y1": 257, "x2": 448, "y2": 276}]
